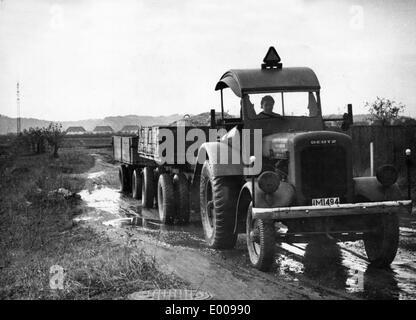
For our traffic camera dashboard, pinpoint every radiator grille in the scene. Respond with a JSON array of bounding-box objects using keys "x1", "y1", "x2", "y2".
[{"x1": 300, "y1": 146, "x2": 348, "y2": 201}]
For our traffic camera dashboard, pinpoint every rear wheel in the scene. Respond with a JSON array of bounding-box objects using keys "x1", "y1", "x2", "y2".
[
  {"x1": 199, "y1": 161, "x2": 240, "y2": 249},
  {"x1": 132, "y1": 169, "x2": 142, "y2": 200},
  {"x1": 246, "y1": 202, "x2": 275, "y2": 271},
  {"x1": 119, "y1": 165, "x2": 130, "y2": 193},
  {"x1": 363, "y1": 213, "x2": 399, "y2": 268},
  {"x1": 173, "y1": 173, "x2": 190, "y2": 225},
  {"x1": 157, "y1": 173, "x2": 176, "y2": 225},
  {"x1": 142, "y1": 166, "x2": 155, "y2": 208}
]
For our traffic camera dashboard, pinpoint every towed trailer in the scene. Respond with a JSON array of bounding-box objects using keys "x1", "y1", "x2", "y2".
[
  {"x1": 113, "y1": 47, "x2": 412, "y2": 272},
  {"x1": 113, "y1": 125, "x2": 211, "y2": 224}
]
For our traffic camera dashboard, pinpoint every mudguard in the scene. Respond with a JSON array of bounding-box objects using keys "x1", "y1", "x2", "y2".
[
  {"x1": 234, "y1": 181, "x2": 296, "y2": 233},
  {"x1": 194, "y1": 142, "x2": 244, "y2": 177},
  {"x1": 353, "y1": 177, "x2": 404, "y2": 202},
  {"x1": 190, "y1": 141, "x2": 245, "y2": 209}
]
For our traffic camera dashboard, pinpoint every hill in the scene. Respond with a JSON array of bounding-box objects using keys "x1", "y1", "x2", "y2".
[{"x1": 0, "y1": 114, "x2": 184, "y2": 134}]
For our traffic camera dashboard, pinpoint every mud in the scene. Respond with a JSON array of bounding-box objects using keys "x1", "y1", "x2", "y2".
[{"x1": 73, "y1": 152, "x2": 416, "y2": 300}]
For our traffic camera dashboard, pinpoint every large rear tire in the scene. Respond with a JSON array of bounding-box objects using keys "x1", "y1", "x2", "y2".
[
  {"x1": 142, "y1": 166, "x2": 155, "y2": 208},
  {"x1": 173, "y1": 173, "x2": 190, "y2": 225},
  {"x1": 199, "y1": 161, "x2": 240, "y2": 249},
  {"x1": 132, "y1": 169, "x2": 142, "y2": 200},
  {"x1": 246, "y1": 202, "x2": 275, "y2": 271},
  {"x1": 157, "y1": 173, "x2": 176, "y2": 225},
  {"x1": 363, "y1": 213, "x2": 399, "y2": 268}
]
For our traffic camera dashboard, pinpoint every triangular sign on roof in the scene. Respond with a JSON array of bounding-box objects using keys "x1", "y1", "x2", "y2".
[{"x1": 262, "y1": 46, "x2": 282, "y2": 69}]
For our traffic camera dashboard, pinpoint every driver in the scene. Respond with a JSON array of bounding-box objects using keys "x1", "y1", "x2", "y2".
[{"x1": 258, "y1": 95, "x2": 281, "y2": 118}]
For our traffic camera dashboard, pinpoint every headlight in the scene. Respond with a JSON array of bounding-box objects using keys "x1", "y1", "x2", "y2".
[
  {"x1": 376, "y1": 165, "x2": 398, "y2": 187},
  {"x1": 258, "y1": 171, "x2": 281, "y2": 194}
]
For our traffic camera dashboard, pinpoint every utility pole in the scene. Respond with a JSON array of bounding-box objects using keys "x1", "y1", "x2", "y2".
[{"x1": 17, "y1": 82, "x2": 21, "y2": 134}]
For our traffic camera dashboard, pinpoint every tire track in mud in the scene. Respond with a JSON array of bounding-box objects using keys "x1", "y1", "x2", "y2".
[{"x1": 75, "y1": 152, "x2": 416, "y2": 300}]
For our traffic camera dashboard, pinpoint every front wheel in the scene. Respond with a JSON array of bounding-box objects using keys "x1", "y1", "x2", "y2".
[
  {"x1": 363, "y1": 213, "x2": 399, "y2": 268},
  {"x1": 246, "y1": 202, "x2": 276, "y2": 271},
  {"x1": 199, "y1": 161, "x2": 240, "y2": 249}
]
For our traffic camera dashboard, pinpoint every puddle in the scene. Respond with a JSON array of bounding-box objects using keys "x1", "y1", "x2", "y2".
[
  {"x1": 273, "y1": 239, "x2": 416, "y2": 300},
  {"x1": 131, "y1": 217, "x2": 206, "y2": 249},
  {"x1": 103, "y1": 216, "x2": 161, "y2": 228},
  {"x1": 79, "y1": 186, "x2": 123, "y2": 212},
  {"x1": 88, "y1": 171, "x2": 105, "y2": 179},
  {"x1": 78, "y1": 185, "x2": 139, "y2": 217},
  {"x1": 77, "y1": 183, "x2": 206, "y2": 248},
  {"x1": 73, "y1": 216, "x2": 100, "y2": 223}
]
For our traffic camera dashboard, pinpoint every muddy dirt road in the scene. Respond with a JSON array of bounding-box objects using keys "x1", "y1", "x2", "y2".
[{"x1": 73, "y1": 152, "x2": 416, "y2": 300}]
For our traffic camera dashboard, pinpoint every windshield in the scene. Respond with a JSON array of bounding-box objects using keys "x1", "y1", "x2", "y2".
[{"x1": 243, "y1": 91, "x2": 321, "y2": 119}]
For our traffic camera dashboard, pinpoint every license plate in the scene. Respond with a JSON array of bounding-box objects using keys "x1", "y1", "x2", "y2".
[{"x1": 312, "y1": 197, "x2": 340, "y2": 206}]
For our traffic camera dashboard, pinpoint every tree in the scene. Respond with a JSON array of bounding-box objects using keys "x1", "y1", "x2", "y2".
[
  {"x1": 44, "y1": 122, "x2": 65, "y2": 158},
  {"x1": 366, "y1": 97, "x2": 405, "y2": 126},
  {"x1": 23, "y1": 127, "x2": 46, "y2": 154}
]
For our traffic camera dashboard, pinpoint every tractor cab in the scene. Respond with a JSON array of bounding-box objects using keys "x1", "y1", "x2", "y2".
[{"x1": 214, "y1": 47, "x2": 324, "y2": 133}]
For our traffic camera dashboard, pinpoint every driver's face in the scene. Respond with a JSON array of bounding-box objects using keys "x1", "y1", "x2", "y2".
[{"x1": 262, "y1": 102, "x2": 274, "y2": 114}]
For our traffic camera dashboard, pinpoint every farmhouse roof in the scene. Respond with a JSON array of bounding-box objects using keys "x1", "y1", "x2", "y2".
[
  {"x1": 121, "y1": 125, "x2": 140, "y2": 131},
  {"x1": 93, "y1": 126, "x2": 114, "y2": 132},
  {"x1": 66, "y1": 126, "x2": 86, "y2": 132}
]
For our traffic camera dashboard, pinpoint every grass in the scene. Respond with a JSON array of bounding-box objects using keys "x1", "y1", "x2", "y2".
[{"x1": 0, "y1": 149, "x2": 185, "y2": 299}]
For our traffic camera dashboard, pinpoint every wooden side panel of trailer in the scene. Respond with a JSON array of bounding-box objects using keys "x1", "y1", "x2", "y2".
[
  {"x1": 113, "y1": 135, "x2": 141, "y2": 165},
  {"x1": 138, "y1": 126, "x2": 210, "y2": 165},
  {"x1": 113, "y1": 136, "x2": 122, "y2": 162},
  {"x1": 122, "y1": 136, "x2": 139, "y2": 164}
]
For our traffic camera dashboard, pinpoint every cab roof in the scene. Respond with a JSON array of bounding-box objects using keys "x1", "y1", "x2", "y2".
[{"x1": 214, "y1": 67, "x2": 321, "y2": 97}]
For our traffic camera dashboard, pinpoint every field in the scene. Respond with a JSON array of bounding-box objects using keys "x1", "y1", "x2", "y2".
[
  {"x1": 0, "y1": 148, "x2": 184, "y2": 299},
  {"x1": 61, "y1": 134, "x2": 113, "y2": 149}
]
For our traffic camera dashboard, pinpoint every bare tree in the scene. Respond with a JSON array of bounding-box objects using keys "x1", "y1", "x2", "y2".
[
  {"x1": 22, "y1": 127, "x2": 46, "y2": 154},
  {"x1": 44, "y1": 122, "x2": 65, "y2": 158},
  {"x1": 366, "y1": 97, "x2": 405, "y2": 126}
]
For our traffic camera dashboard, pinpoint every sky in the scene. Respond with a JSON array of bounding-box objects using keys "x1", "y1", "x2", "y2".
[{"x1": 0, "y1": 0, "x2": 416, "y2": 121}]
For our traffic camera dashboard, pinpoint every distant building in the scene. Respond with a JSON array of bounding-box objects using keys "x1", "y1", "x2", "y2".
[
  {"x1": 120, "y1": 125, "x2": 139, "y2": 134},
  {"x1": 93, "y1": 125, "x2": 114, "y2": 134},
  {"x1": 66, "y1": 126, "x2": 87, "y2": 135}
]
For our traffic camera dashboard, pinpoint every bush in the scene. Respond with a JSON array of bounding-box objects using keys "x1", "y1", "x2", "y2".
[
  {"x1": 19, "y1": 122, "x2": 65, "y2": 157},
  {"x1": 366, "y1": 97, "x2": 405, "y2": 126}
]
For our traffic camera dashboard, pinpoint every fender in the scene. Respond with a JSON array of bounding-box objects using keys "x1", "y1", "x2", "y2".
[
  {"x1": 193, "y1": 141, "x2": 244, "y2": 178},
  {"x1": 353, "y1": 177, "x2": 404, "y2": 202},
  {"x1": 190, "y1": 141, "x2": 245, "y2": 211},
  {"x1": 234, "y1": 181, "x2": 296, "y2": 233}
]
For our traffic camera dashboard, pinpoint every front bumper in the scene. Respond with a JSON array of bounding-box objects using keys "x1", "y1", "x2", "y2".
[{"x1": 252, "y1": 200, "x2": 412, "y2": 220}]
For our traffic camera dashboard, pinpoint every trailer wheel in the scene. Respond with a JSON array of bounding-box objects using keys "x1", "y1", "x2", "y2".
[
  {"x1": 119, "y1": 165, "x2": 130, "y2": 193},
  {"x1": 142, "y1": 167, "x2": 155, "y2": 208},
  {"x1": 157, "y1": 173, "x2": 175, "y2": 225},
  {"x1": 246, "y1": 202, "x2": 275, "y2": 271},
  {"x1": 173, "y1": 173, "x2": 190, "y2": 224},
  {"x1": 132, "y1": 169, "x2": 142, "y2": 200},
  {"x1": 200, "y1": 161, "x2": 239, "y2": 249},
  {"x1": 363, "y1": 213, "x2": 399, "y2": 268}
]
